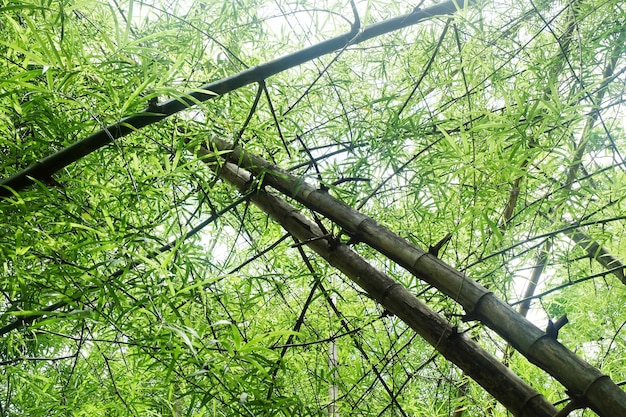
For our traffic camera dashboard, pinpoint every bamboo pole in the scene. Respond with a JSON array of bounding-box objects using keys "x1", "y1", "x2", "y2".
[
  {"x1": 201, "y1": 150, "x2": 558, "y2": 417},
  {"x1": 203, "y1": 136, "x2": 626, "y2": 416},
  {"x1": 0, "y1": 0, "x2": 465, "y2": 198}
]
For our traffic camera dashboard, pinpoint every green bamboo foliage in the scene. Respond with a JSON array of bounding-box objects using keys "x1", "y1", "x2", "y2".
[{"x1": 1, "y1": 0, "x2": 626, "y2": 415}]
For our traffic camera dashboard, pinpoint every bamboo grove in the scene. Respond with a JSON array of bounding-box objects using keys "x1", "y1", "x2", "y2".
[{"x1": 1, "y1": 0, "x2": 626, "y2": 415}]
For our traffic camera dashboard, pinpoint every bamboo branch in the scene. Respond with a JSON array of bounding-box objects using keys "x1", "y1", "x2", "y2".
[
  {"x1": 0, "y1": 0, "x2": 466, "y2": 198},
  {"x1": 565, "y1": 229, "x2": 625, "y2": 284}
]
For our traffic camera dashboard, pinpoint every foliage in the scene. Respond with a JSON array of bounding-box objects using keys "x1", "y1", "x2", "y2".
[{"x1": 1, "y1": 0, "x2": 626, "y2": 415}]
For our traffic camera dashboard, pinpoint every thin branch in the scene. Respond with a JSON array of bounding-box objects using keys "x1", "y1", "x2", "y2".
[{"x1": 0, "y1": 0, "x2": 465, "y2": 197}]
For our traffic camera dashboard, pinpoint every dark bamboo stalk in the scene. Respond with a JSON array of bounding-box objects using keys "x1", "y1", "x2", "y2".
[
  {"x1": 0, "y1": 0, "x2": 465, "y2": 198},
  {"x1": 203, "y1": 151, "x2": 558, "y2": 417},
  {"x1": 204, "y1": 136, "x2": 626, "y2": 417}
]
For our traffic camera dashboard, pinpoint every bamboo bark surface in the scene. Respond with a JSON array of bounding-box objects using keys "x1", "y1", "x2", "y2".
[{"x1": 202, "y1": 137, "x2": 626, "y2": 416}]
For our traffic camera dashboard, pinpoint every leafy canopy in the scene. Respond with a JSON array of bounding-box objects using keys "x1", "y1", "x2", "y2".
[{"x1": 1, "y1": 0, "x2": 626, "y2": 415}]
